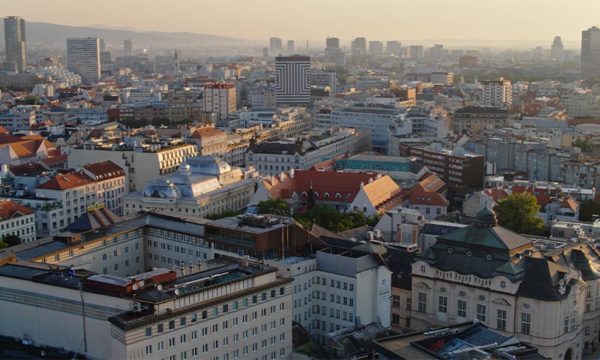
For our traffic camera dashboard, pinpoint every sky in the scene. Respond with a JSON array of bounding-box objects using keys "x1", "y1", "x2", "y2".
[{"x1": 1, "y1": 0, "x2": 599, "y2": 47}]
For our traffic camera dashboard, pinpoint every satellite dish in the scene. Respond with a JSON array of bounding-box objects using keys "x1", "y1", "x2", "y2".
[{"x1": 157, "y1": 284, "x2": 163, "y2": 291}]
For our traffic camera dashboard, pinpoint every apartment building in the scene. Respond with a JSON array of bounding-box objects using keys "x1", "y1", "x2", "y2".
[
  {"x1": 452, "y1": 106, "x2": 511, "y2": 134},
  {"x1": 188, "y1": 126, "x2": 228, "y2": 157},
  {"x1": 0, "y1": 105, "x2": 37, "y2": 131},
  {"x1": 203, "y1": 82, "x2": 237, "y2": 123},
  {"x1": 247, "y1": 127, "x2": 371, "y2": 175},
  {"x1": 482, "y1": 78, "x2": 512, "y2": 107},
  {"x1": 0, "y1": 199, "x2": 35, "y2": 243},
  {"x1": 68, "y1": 143, "x2": 197, "y2": 192}
]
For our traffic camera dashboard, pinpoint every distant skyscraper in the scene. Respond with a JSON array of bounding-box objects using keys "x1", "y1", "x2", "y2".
[
  {"x1": 67, "y1": 37, "x2": 101, "y2": 84},
  {"x1": 287, "y1": 40, "x2": 295, "y2": 53},
  {"x1": 386, "y1": 41, "x2": 401, "y2": 55},
  {"x1": 351, "y1": 37, "x2": 367, "y2": 56},
  {"x1": 99, "y1": 39, "x2": 106, "y2": 52},
  {"x1": 269, "y1": 37, "x2": 283, "y2": 55},
  {"x1": 326, "y1": 37, "x2": 340, "y2": 51},
  {"x1": 124, "y1": 39, "x2": 133, "y2": 56},
  {"x1": 409, "y1": 45, "x2": 424, "y2": 59},
  {"x1": 262, "y1": 47, "x2": 269, "y2": 58},
  {"x1": 582, "y1": 26, "x2": 600, "y2": 78},
  {"x1": 4, "y1": 16, "x2": 26, "y2": 73},
  {"x1": 368, "y1": 41, "x2": 384, "y2": 56},
  {"x1": 275, "y1": 55, "x2": 310, "y2": 105},
  {"x1": 325, "y1": 37, "x2": 343, "y2": 64},
  {"x1": 550, "y1": 36, "x2": 564, "y2": 62},
  {"x1": 482, "y1": 78, "x2": 512, "y2": 108}
]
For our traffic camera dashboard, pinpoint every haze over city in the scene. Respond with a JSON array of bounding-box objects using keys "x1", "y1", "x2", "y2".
[{"x1": 2, "y1": 0, "x2": 600, "y2": 47}]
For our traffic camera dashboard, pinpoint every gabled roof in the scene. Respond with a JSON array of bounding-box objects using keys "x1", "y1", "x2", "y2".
[
  {"x1": 0, "y1": 200, "x2": 34, "y2": 220},
  {"x1": 517, "y1": 256, "x2": 571, "y2": 301},
  {"x1": 65, "y1": 207, "x2": 122, "y2": 233},
  {"x1": 408, "y1": 183, "x2": 449, "y2": 207},
  {"x1": 190, "y1": 127, "x2": 226, "y2": 139},
  {"x1": 439, "y1": 225, "x2": 532, "y2": 251},
  {"x1": 9, "y1": 162, "x2": 48, "y2": 177},
  {"x1": 362, "y1": 175, "x2": 402, "y2": 210},
  {"x1": 37, "y1": 172, "x2": 93, "y2": 190},
  {"x1": 559, "y1": 197, "x2": 579, "y2": 212},
  {"x1": 418, "y1": 172, "x2": 446, "y2": 193}
]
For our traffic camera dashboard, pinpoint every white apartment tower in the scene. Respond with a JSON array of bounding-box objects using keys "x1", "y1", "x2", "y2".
[
  {"x1": 203, "y1": 82, "x2": 236, "y2": 122},
  {"x1": 124, "y1": 39, "x2": 133, "y2": 56},
  {"x1": 67, "y1": 37, "x2": 101, "y2": 84},
  {"x1": 4, "y1": 16, "x2": 26, "y2": 73},
  {"x1": 482, "y1": 78, "x2": 512, "y2": 108},
  {"x1": 275, "y1": 55, "x2": 311, "y2": 106}
]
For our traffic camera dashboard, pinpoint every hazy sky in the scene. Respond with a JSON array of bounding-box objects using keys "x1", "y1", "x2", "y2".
[{"x1": 1, "y1": 0, "x2": 598, "y2": 46}]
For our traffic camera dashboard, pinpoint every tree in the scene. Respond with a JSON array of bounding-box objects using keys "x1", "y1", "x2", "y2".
[
  {"x1": 257, "y1": 199, "x2": 290, "y2": 215},
  {"x1": 494, "y1": 192, "x2": 545, "y2": 235},
  {"x1": 573, "y1": 138, "x2": 593, "y2": 154},
  {"x1": 579, "y1": 200, "x2": 600, "y2": 222},
  {"x1": 0, "y1": 234, "x2": 21, "y2": 248}
]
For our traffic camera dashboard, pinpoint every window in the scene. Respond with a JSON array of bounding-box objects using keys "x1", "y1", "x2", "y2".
[
  {"x1": 476, "y1": 304, "x2": 486, "y2": 322},
  {"x1": 145, "y1": 327, "x2": 152, "y2": 337},
  {"x1": 457, "y1": 300, "x2": 466, "y2": 318},
  {"x1": 169, "y1": 320, "x2": 175, "y2": 329},
  {"x1": 418, "y1": 292, "x2": 427, "y2": 313},
  {"x1": 157, "y1": 323, "x2": 163, "y2": 333},
  {"x1": 438, "y1": 296, "x2": 447, "y2": 313},
  {"x1": 180, "y1": 317, "x2": 186, "y2": 326},
  {"x1": 497, "y1": 309, "x2": 507, "y2": 331},
  {"x1": 392, "y1": 295, "x2": 401, "y2": 308},
  {"x1": 521, "y1": 312, "x2": 531, "y2": 335}
]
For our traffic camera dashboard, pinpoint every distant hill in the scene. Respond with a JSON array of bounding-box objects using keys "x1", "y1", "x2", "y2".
[{"x1": 0, "y1": 21, "x2": 249, "y2": 49}]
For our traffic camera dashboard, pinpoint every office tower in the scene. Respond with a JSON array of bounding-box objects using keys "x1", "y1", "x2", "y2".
[
  {"x1": 4, "y1": 16, "x2": 26, "y2": 73},
  {"x1": 67, "y1": 37, "x2": 101, "y2": 84},
  {"x1": 99, "y1": 39, "x2": 106, "y2": 52},
  {"x1": 482, "y1": 77, "x2": 512, "y2": 107},
  {"x1": 326, "y1": 37, "x2": 340, "y2": 51},
  {"x1": 262, "y1": 47, "x2": 269, "y2": 57},
  {"x1": 409, "y1": 45, "x2": 424, "y2": 59},
  {"x1": 582, "y1": 26, "x2": 600, "y2": 78},
  {"x1": 203, "y1": 82, "x2": 237, "y2": 121},
  {"x1": 551, "y1": 36, "x2": 564, "y2": 62},
  {"x1": 124, "y1": 39, "x2": 133, "y2": 56},
  {"x1": 351, "y1": 37, "x2": 367, "y2": 56},
  {"x1": 429, "y1": 43, "x2": 445, "y2": 61},
  {"x1": 269, "y1": 37, "x2": 283, "y2": 55},
  {"x1": 369, "y1": 41, "x2": 384, "y2": 56},
  {"x1": 386, "y1": 41, "x2": 402, "y2": 55},
  {"x1": 275, "y1": 55, "x2": 310, "y2": 105},
  {"x1": 287, "y1": 40, "x2": 295, "y2": 53}
]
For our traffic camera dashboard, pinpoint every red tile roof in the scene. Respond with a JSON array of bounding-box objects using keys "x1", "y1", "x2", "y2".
[
  {"x1": 419, "y1": 172, "x2": 446, "y2": 193},
  {"x1": 82, "y1": 161, "x2": 125, "y2": 181},
  {"x1": 0, "y1": 200, "x2": 34, "y2": 220},
  {"x1": 37, "y1": 172, "x2": 93, "y2": 190},
  {"x1": 408, "y1": 184, "x2": 449, "y2": 207},
  {"x1": 0, "y1": 126, "x2": 9, "y2": 135},
  {"x1": 190, "y1": 127, "x2": 226, "y2": 139},
  {"x1": 559, "y1": 197, "x2": 579, "y2": 212}
]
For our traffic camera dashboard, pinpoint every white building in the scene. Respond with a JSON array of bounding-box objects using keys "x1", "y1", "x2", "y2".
[
  {"x1": 0, "y1": 199, "x2": 35, "y2": 243},
  {"x1": 124, "y1": 157, "x2": 258, "y2": 218},
  {"x1": 203, "y1": 82, "x2": 236, "y2": 122},
  {"x1": 0, "y1": 105, "x2": 37, "y2": 131},
  {"x1": 67, "y1": 37, "x2": 101, "y2": 84},
  {"x1": 482, "y1": 78, "x2": 512, "y2": 107},
  {"x1": 267, "y1": 246, "x2": 391, "y2": 346}
]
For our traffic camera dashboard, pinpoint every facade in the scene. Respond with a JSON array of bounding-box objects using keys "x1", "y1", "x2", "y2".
[
  {"x1": 0, "y1": 105, "x2": 36, "y2": 131},
  {"x1": 267, "y1": 248, "x2": 392, "y2": 346},
  {"x1": 0, "y1": 199, "x2": 35, "y2": 243},
  {"x1": 246, "y1": 127, "x2": 371, "y2": 175},
  {"x1": 275, "y1": 56, "x2": 311, "y2": 106},
  {"x1": 408, "y1": 45, "x2": 424, "y2": 59},
  {"x1": 409, "y1": 208, "x2": 600, "y2": 359},
  {"x1": 68, "y1": 143, "x2": 197, "y2": 192},
  {"x1": 482, "y1": 78, "x2": 512, "y2": 107},
  {"x1": 452, "y1": 106, "x2": 511, "y2": 133},
  {"x1": 269, "y1": 37, "x2": 283, "y2": 55},
  {"x1": 551, "y1": 36, "x2": 565, "y2": 62},
  {"x1": 4, "y1": 16, "x2": 26, "y2": 73},
  {"x1": 311, "y1": 71, "x2": 337, "y2": 94},
  {"x1": 123, "y1": 157, "x2": 257, "y2": 219},
  {"x1": 581, "y1": 26, "x2": 600, "y2": 78},
  {"x1": 386, "y1": 41, "x2": 401, "y2": 55},
  {"x1": 351, "y1": 38, "x2": 367, "y2": 56},
  {"x1": 203, "y1": 82, "x2": 236, "y2": 122},
  {"x1": 67, "y1": 37, "x2": 101, "y2": 84},
  {"x1": 369, "y1": 41, "x2": 384, "y2": 56},
  {"x1": 123, "y1": 39, "x2": 133, "y2": 56},
  {"x1": 80, "y1": 160, "x2": 127, "y2": 216},
  {"x1": 188, "y1": 126, "x2": 228, "y2": 157},
  {"x1": 399, "y1": 144, "x2": 485, "y2": 195}
]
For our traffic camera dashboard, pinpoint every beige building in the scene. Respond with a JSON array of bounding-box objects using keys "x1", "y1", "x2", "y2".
[
  {"x1": 0, "y1": 199, "x2": 35, "y2": 243},
  {"x1": 68, "y1": 143, "x2": 197, "y2": 192},
  {"x1": 203, "y1": 82, "x2": 236, "y2": 122},
  {"x1": 188, "y1": 126, "x2": 228, "y2": 157}
]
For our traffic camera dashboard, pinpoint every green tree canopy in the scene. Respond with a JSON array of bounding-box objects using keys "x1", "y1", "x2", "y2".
[
  {"x1": 0, "y1": 234, "x2": 21, "y2": 248},
  {"x1": 256, "y1": 199, "x2": 290, "y2": 215},
  {"x1": 493, "y1": 192, "x2": 545, "y2": 235},
  {"x1": 579, "y1": 200, "x2": 600, "y2": 222}
]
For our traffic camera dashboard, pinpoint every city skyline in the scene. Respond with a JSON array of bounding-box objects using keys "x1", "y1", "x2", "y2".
[{"x1": 1, "y1": 0, "x2": 600, "y2": 47}]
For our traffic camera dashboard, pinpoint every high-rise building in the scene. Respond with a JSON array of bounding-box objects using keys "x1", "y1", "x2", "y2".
[
  {"x1": 581, "y1": 26, "x2": 600, "y2": 78},
  {"x1": 4, "y1": 16, "x2": 26, "y2": 73},
  {"x1": 269, "y1": 37, "x2": 283, "y2": 55},
  {"x1": 551, "y1": 36, "x2": 564, "y2": 62},
  {"x1": 275, "y1": 55, "x2": 311, "y2": 105},
  {"x1": 67, "y1": 37, "x2": 101, "y2": 84},
  {"x1": 351, "y1": 37, "x2": 367, "y2": 56},
  {"x1": 482, "y1": 78, "x2": 512, "y2": 107},
  {"x1": 203, "y1": 82, "x2": 237, "y2": 122},
  {"x1": 286, "y1": 40, "x2": 295, "y2": 53},
  {"x1": 409, "y1": 45, "x2": 424, "y2": 59},
  {"x1": 386, "y1": 40, "x2": 402, "y2": 55},
  {"x1": 123, "y1": 38, "x2": 133, "y2": 56},
  {"x1": 369, "y1": 41, "x2": 384, "y2": 56},
  {"x1": 99, "y1": 38, "x2": 106, "y2": 52},
  {"x1": 326, "y1": 37, "x2": 340, "y2": 51},
  {"x1": 262, "y1": 47, "x2": 269, "y2": 58}
]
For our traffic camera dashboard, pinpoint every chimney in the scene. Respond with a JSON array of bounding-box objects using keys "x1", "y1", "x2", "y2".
[{"x1": 289, "y1": 168, "x2": 295, "y2": 179}]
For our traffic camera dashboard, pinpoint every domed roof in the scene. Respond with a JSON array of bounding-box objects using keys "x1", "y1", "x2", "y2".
[
  {"x1": 186, "y1": 156, "x2": 231, "y2": 176},
  {"x1": 475, "y1": 207, "x2": 498, "y2": 227},
  {"x1": 353, "y1": 241, "x2": 388, "y2": 256},
  {"x1": 143, "y1": 179, "x2": 181, "y2": 198}
]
